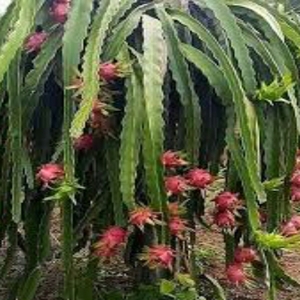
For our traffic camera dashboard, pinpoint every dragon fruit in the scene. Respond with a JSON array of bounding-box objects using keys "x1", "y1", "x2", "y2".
[
  {"x1": 291, "y1": 185, "x2": 300, "y2": 202},
  {"x1": 129, "y1": 206, "x2": 158, "y2": 230},
  {"x1": 290, "y1": 215, "x2": 300, "y2": 229},
  {"x1": 161, "y1": 151, "x2": 188, "y2": 168},
  {"x1": 36, "y1": 163, "x2": 64, "y2": 187},
  {"x1": 50, "y1": 0, "x2": 70, "y2": 24},
  {"x1": 214, "y1": 210, "x2": 235, "y2": 228},
  {"x1": 281, "y1": 221, "x2": 299, "y2": 237},
  {"x1": 226, "y1": 264, "x2": 247, "y2": 285},
  {"x1": 185, "y1": 168, "x2": 214, "y2": 189},
  {"x1": 98, "y1": 63, "x2": 120, "y2": 82},
  {"x1": 213, "y1": 192, "x2": 239, "y2": 212},
  {"x1": 168, "y1": 217, "x2": 188, "y2": 239},
  {"x1": 74, "y1": 134, "x2": 94, "y2": 151},
  {"x1": 234, "y1": 247, "x2": 256, "y2": 264},
  {"x1": 168, "y1": 202, "x2": 186, "y2": 216},
  {"x1": 291, "y1": 172, "x2": 300, "y2": 187},
  {"x1": 165, "y1": 176, "x2": 189, "y2": 196},
  {"x1": 93, "y1": 226, "x2": 127, "y2": 259},
  {"x1": 24, "y1": 31, "x2": 48, "y2": 53},
  {"x1": 140, "y1": 245, "x2": 175, "y2": 270}
]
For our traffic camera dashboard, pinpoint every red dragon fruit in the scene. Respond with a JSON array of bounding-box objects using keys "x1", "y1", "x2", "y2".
[
  {"x1": 36, "y1": 163, "x2": 64, "y2": 187},
  {"x1": 24, "y1": 31, "x2": 48, "y2": 53},
  {"x1": 161, "y1": 151, "x2": 188, "y2": 168},
  {"x1": 94, "y1": 245, "x2": 117, "y2": 259},
  {"x1": 185, "y1": 168, "x2": 214, "y2": 189},
  {"x1": 50, "y1": 0, "x2": 70, "y2": 24},
  {"x1": 74, "y1": 134, "x2": 94, "y2": 150},
  {"x1": 168, "y1": 217, "x2": 188, "y2": 239},
  {"x1": 291, "y1": 172, "x2": 300, "y2": 187},
  {"x1": 259, "y1": 210, "x2": 268, "y2": 223},
  {"x1": 74, "y1": 134, "x2": 94, "y2": 151},
  {"x1": 98, "y1": 62, "x2": 121, "y2": 82},
  {"x1": 213, "y1": 192, "x2": 239, "y2": 212},
  {"x1": 129, "y1": 206, "x2": 158, "y2": 230},
  {"x1": 291, "y1": 185, "x2": 300, "y2": 202},
  {"x1": 234, "y1": 247, "x2": 256, "y2": 264},
  {"x1": 140, "y1": 245, "x2": 175, "y2": 270},
  {"x1": 290, "y1": 215, "x2": 300, "y2": 229},
  {"x1": 214, "y1": 210, "x2": 236, "y2": 228},
  {"x1": 165, "y1": 176, "x2": 189, "y2": 196},
  {"x1": 93, "y1": 226, "x2": 127, "y2": 259},
  {"x1": 226, "y1": 264, "x2": 247, "y2": 286},
  {"x1": 99, "y1": 226, "x2": 127, "y2": 248},
  {"x1": 168, "y1": 202, "x2": 186, "y2": 216},
  {"x1": 281, "y1": 221, "x2": 299, "y2": 237}
]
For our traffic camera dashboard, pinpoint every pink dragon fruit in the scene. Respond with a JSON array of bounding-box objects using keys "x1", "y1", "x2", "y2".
[
  {"x1": 213, "y1": 192, "x2": 239, "y2": 212},
  {"x1": 290, "y1": 215, "x2": 300, "y2": 229},
  {"x1": 165, "y1": 176, "x2": 189, "y2": 196},
  {"x1": 214, "y1": 210, "x2": 236, "y2": 228},
  {"x1": 74, "y1": 134, "x2": 94, "y2": 151},
  {"x1": 234, "y1": 247, "x2": 256, "y2": 264},
  {"x1": 140, "y1": 245, "x2": 175, "y2": 270},
  {"x1": 129, "y1": 206, "x2": 158, "y2": 230},
  {"x1": 24, "y1": 31, "x2": 48, "y2": 53},
  {"x1": 50, "y1": 0, "x2": 70, "y2": 24},
  {"x1": 93, "y1": 226, "x2": 127, "y2": 259},
  {"x1": 168, "y1": 217, "x2": 188, "y2": 239},
  {"x1": 291, "y1": 185, "x2": 300, "y2": 202},
  {"x1": 226, "y1": 264, "x2": 247, "y2": 285},
  {"x1": 98, "y1": 63, "x2": 121, "y2": 82},
  {"x1": 161, "y1": 151, "x2": 188, "y2": 168},
  {"x1": 36, "y1": 163, "x2": 64, "y2": 187},
  {"x1": 185, "y1": 168, "x2": 214, "y2": 189},
  {"x1": 281, "y1": 221, "x2": 299, "y2": 237},
  {"x1": 291, "y1": 172, "x2": 300, "y2": 187}
]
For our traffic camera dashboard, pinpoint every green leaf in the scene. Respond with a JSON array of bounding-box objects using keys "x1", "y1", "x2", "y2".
[
  {"x1": 0, "y1": 0, "x2": 37, "y2": 85},
  {"x1": 239, "y1": 21, "x2": 281, "y2": 76},
  {"x1": 61, "y1": 1, "x2": 94, "y2": 296},
  {"x1": 225, "y1": 107, "x2": 260, "y2": 231},
  {"x1": 160, "y1": 279, "x2": 176, "y2": 295},
  {"x1": 157, "y1": 5, "x2": 201, "y2": 164},
  {"x1": 176, "y1": 273, "x2": 196, "y2": 288},
  {"x1": 179, "y1": 43, "x2": 231, "y2": 104},
  {"x1": 70, "y1": 0, "x2": 124, "y2": 139},
  {"x1": 141, "y1": 15, "x2": 167, "y2": 212},
  {"x1": 8, "y1": 53, "x2": 23, "y2": 223},
  {"x1": 62, "y1": 0, "x2": 93, "y2": 178},
  {"x1": 0, "y1": 0, "x2": 18, "y2": 48},
  {"x1": 22, "y1": 28, "x2": 63, "y2": 132},
  {"x1": 170, "y1": 9, "x2": 264, "y2": 227},
  {"x1": 227, "y1": 0, "x2": 284, "y2": 40},
  {"x1": 105, "y1": 138, "x2": 125, "y2": 226},
  {"x1": 109, "y1": 0, "x2": 140, "y2": 29},
  {"x1": 228, "y1": 0, "x2": 300, "y2": 136},
  {"x1": 204, "y1": 275, "x2": 226, "y2": 300},
  {"x1": 103, "y1": 3, "x2": 153, "y2": 61},
  {"x1": 17, "y1": 267, "x2": 42, "y2": 300},
  {"x1": 119, "y1": 65, "x2": 143, "y2": 210},
  {"x1": 0, "y1": 223, "x2": 17, "y2": 280},
  {"x1": 194, "y1": 0, "x2": 257, "y2": 93}
]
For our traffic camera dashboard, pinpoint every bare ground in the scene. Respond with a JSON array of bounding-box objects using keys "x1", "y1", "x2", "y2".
[{"x1": 1, "y1": 214, "x2": 300, "y2": 300}]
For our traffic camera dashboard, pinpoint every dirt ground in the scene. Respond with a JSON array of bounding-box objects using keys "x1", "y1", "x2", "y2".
[
  {"x1": 1, "y1": 221, "x2": 300, "y2": 300},
  {"x1": 199, "y1": 228, "x2": 300, "y2": 300}
]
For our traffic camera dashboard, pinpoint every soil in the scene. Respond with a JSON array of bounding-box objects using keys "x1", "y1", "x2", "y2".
[
  {"x1": 199, "y1": 228, "x2": 300, "y2": 300},
  {"x1": 1, "y1": 213, "x2": 300, "y2": 300}
]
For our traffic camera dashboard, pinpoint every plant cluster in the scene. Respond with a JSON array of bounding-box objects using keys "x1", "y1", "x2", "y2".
[{"x1": 1, "y1": 0, "x2": 300, "y2": 300}]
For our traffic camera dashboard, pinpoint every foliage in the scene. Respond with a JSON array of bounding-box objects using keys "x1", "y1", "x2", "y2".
[{"x1": 1, "y1": 0, "x2": 300, "y2": 299}]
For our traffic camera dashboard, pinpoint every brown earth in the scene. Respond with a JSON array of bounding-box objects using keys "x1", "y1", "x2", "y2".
[{"x1": 1, "y1": 213, "x2": 300, "y2": 300}]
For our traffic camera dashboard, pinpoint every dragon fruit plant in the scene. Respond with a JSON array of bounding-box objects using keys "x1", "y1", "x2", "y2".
[{"x1": 1, "y1": 0, "x2": 300, "y2": 299}]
